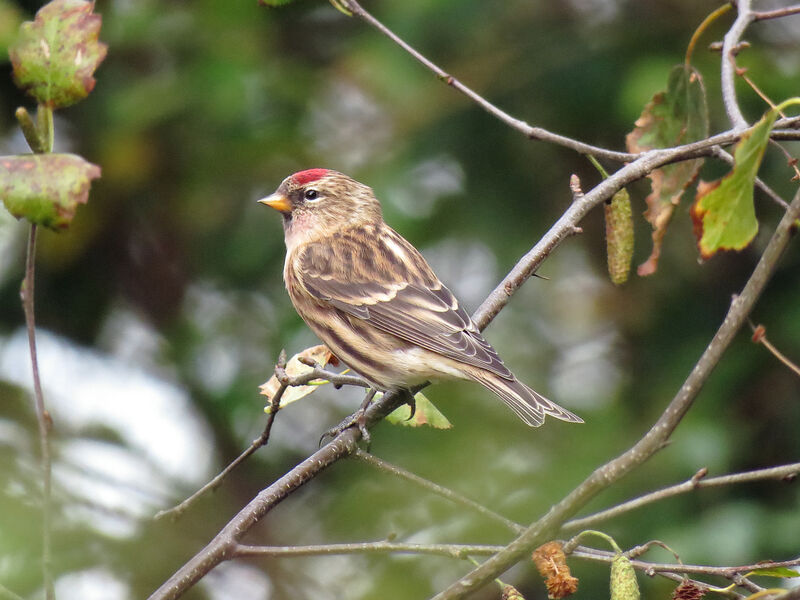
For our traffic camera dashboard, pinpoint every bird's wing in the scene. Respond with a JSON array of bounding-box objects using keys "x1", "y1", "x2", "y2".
[{"x1": 294, "y1": 226, "x2": 513, "y2": 379}]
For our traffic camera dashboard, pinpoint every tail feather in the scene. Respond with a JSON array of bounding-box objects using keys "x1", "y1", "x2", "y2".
[{"x1": 469, "y1": 372, "x2": 583, "y2": 427}]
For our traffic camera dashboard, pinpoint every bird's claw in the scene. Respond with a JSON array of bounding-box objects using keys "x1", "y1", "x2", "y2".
[
  {"x1": 319, "y1": 387, "x2": 377, "y2": 448},
  {"x1": 404, "y1": 393, "x2": 416, "y2": 421},
  {"x1": 319, "y1": 408, "x2": 371, "y2": 448}
]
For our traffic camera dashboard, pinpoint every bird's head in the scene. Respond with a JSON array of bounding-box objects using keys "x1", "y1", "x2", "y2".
[{"x1": 259, "y1": 169, "x2": 382, "y2": 246}]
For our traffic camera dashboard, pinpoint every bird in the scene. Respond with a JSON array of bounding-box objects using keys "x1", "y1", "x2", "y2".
[{"x1": 258, "y1": 168, "x2": 582, "y2": 427}]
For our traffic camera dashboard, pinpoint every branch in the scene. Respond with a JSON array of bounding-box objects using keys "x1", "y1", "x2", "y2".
[
  {"x1": 0, "y1": 584, "x2": 25, "y2": 600},
  {"x1": 752, "y1": 5, "x2": 800, "y2": 21},
  {"x1": 154, "y1": 356, "x2": 370, "y2": 520},
  {"x1": 353, "y1": 450, "x2": 525, "y2": 534},
  {"x1": 337, "y1": 0, "x2": 633, "y2": 162},
  {"x1": 570, "y1": 546, "x2": 800, "y2": 587},
  {"x1": 562, "y1": 462, "x2": 800, "y2": 532},
  {"x1": 430, "y1": 186, "x2": 800, "y2": 599},
  {"x1": 721, "y1": 0, "x2": 753, "y2": 129},
  {"x1": 234, "y1": 541, "x2": 504, "y2": 559},
  {"x1": 570, "y1": 546, "x2": 800, "y2": 594},
  {"x1": 148, "y1": 426, "x2": 362, "y2": 600}
]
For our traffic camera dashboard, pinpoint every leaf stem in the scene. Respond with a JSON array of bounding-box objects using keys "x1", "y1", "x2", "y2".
[
  {"x1": 22, "y1": 224, "x2": 55, "y2": 600},
  {"x1": 685, "y1": 3, "x2": 733, "y2": 66},
  {"x1": 37, "y1": 105, "x2": 54, "y2": 152}
]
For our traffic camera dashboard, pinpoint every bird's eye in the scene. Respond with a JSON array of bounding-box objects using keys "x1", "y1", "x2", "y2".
[{"x1": 304, "y1": 189, "x2": 319, "y2": 201}]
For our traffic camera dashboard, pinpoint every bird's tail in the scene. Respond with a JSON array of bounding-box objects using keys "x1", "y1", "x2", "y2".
[{"x1": 468, "y1": 372, "x2": 583, "y2": 427}]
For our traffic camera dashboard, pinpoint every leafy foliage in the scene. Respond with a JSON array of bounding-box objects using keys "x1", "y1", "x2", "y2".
[
  {"x1": 9, "y1": 0, "x2": 107, "y2": 109},
  {"x1": 0, "y1": 153, "x2": 100, "y2": 229},
  {"x1": 626, "y1": 64, "x2": 708, "y2": 275}
]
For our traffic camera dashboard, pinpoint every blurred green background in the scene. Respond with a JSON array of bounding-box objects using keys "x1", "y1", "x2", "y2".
[{"x1": 1, "y1": 1, "x2": 799, "y2": 599}]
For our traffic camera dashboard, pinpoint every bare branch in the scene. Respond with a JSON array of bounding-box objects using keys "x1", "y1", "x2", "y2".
[
  {"x1": 234, "y1": 541, "x2": 504, "y2": 559},
  {"x1": 0, "y1": 583, "x2": 26, "y2": 600},
  {"x1": 721, "y1": 0, "x2": 753, "y2": 129},
  {"x1": 570, "y1": 546, "x2": 800, "y2": 588},
  {"x1": 148, "y1": 427, "x2": 362, "y2": 600},
  {"x1": 752, "y1": 5, "x2": 800, "y2": 21},
  {"x1": 430, "y1": 186, "x2": 800, "y2": 599},
  {"x1": 338, "y1": 0, "x2": 634, "y2": 162},
  {"x1": 353, "y1": 449, "x2": 524, "y2": 534},
  {"x1": 562, "y1": 462, "x2": 800, "y2": 532}
]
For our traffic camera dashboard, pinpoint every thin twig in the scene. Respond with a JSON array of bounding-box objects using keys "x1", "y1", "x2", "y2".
[
  {"x1": 562, "y1": 462, "x2": 800, "y2": 531},
  {"x1": 154, "y1": 356, "x2": 371, "y2": 520},
  {"x1": 721, "y1": 0, "x2": 753, "y2": 129},
  {"x1": 287, "y1": 366, "x2": 371, "y2": 389},
  {"x1": 750, "y1": 325, "x2": 800, "y2": 378},
  {"x1": 570, "y1": 546, "x2": 800, "y2": 586},
  {"x1": 353, "y1": 449, "x2": 524, "y2": 534},
  {"x1": 338, "y1": 0, "x2": 634, "y2": 163},
  {"x1": 21, "y1": 224, "x2": 55, "y2": 600},
  {"x1": 234, "y1": 541, "x2": 504, "y2": 559},
  {"x1": 431, "y1": 184, "x2": 800, "y2": 599},
  {"x1": 0, "y1": 583, "x2": 26, "y2": 600},
  {"x1": 154, "y1": 382, "x2": 289, "y2": 521},
  {"x1": 752, "y1": 5, "x2": 800, "y2": 21},
  {"x1": 149, "y1": 427, "x2": 363, "y2": 600}
]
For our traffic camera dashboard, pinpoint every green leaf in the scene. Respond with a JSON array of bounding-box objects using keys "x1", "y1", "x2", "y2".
[
  {"x1": 258, "y1": 0, "x2": 297, "y2": 6},
  {"x1": 9, "y1": 0, "x2": 107, "y2": 109},
  {"x1": 747, "y1": 567, "x2": 800, "y2": 579},
  {"x1": 690, "y1": 108, "x2": 778, "y2": 259},
  {"x1": 0, "y1": 153, "x2": 101, "y2": 230},
  {"x1": 386, "y1": 392, "x2": 452, "y2": 429},
  {"x1": 626, "y1": 64, "x2": 708, "y2": 276}
]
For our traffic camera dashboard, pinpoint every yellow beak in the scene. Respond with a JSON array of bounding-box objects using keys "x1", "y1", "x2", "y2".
[{"x1": 258, "y1": 192, "x2": 292, "y2": 214}]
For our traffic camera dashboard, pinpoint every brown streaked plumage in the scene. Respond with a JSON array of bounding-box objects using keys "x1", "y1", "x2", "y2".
[{"x1": 259, "y1": 169, "x2": 582, "y2": 427}]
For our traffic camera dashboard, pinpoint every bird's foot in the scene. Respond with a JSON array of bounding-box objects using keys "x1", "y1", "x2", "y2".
[
  {"x1": 319, "y1": 408, "x2": 371, "y2": 448},
  {"x1": 403, "y1": 391, "x2": 417, "y2": 421},
  {"x1": 319, "y1": 388, "x2": 377, "y2": 448}
]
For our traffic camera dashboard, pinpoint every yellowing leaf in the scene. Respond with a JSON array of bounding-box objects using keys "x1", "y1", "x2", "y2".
[
  {"x1": 386, "y1": 391, "x2": 452, "y2": 429},
  {"x1": 626, "y1": 65, "x2": 708, "y2": 276},
  {"x1": 0, "y1": 153, "x2": 100, "y2": 230},
  {"x1": 9, "y1": 0, "x2": 107, "y2": 109},
  {"x1": 261, "y1": 345, "x2": 338, "y2": 412},
  {"x1": 691, "y1": 109, "x2": 778, "y2": 259}
]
